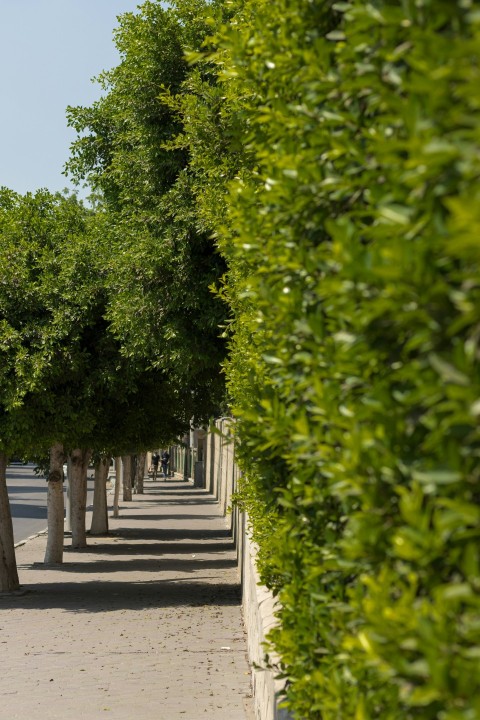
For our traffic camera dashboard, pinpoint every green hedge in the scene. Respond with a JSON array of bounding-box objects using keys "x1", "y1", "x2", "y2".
[{"x1": 181, "y1": 0, "x2": 480, "y2": 717}]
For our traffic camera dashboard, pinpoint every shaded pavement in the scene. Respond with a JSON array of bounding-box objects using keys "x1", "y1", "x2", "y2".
[{"x1": 0, "y1": 478, "x2": 254, "y2": 720}]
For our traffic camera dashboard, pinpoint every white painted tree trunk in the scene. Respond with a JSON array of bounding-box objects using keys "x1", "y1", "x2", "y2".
[
  {"x1": 113, "y1": 456, "x2": 121, "y2": 518},
  {"x1": 90, "y1": 457, "x2": 109, "y2": 535},
  {"x1": 0, "y1": 452, "x2": 19, "y2": 592},
  {"x1": 70, "y1": 448, "x2": 92, "y2": 549},
  {"x1": 64, "y1": 457, "x2": 73, "y2": 532},
  {"x1": 122, "y1": 455, "x2": 132, "y2": 501},
  {"x1": 130, "y1": 455, "x2": 136, "y2": 492},
  {"x1": 44, "y1": 442, "x2": 65, "y2": 564},
  {"x1": 135, "y1": 452, "x2": 147, "y2": 494}
]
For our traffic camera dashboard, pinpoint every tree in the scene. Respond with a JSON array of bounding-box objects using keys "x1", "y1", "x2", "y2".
[
  {"x1": 0, "y1": 450, "x2": 19, "y2": 592},
  {"x1": 90, "y1": 456, "x2": 110, "y2": 536},
  {"x1": 134, "y1": 452, "x2": 147, "y2": 494},
  {"x1": 66, "y1": 0, "x2": 227, "y2": 429},
  {"x1": 0, "y1": 188, "x2": 107, "y2": 562},
  {"x1": 44, "y1": 443, "x2": 65, "y2": 564},
  {"x1": 122, "y1": 455, "x2": 132, "y2": 502},
  {"x1": 0, "y1": 189, "x2": 120, "y2": 560},
  {"x1": 0, "y1": 188, "x2": 92, "y2": 581}
]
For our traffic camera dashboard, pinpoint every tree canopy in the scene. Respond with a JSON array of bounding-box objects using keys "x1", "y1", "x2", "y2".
[{"x1": 66, "y1": 0, "x2": 227, "y2": 425}]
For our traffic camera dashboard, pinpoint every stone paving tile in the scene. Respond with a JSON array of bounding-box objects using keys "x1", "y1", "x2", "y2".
[{"x1": 0, "y1": 479, "x2": 254, "y2": 720}]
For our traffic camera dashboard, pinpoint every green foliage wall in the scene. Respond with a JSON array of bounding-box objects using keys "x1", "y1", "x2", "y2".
[{"x1": 183, "y1": 0, "x2": 480, "y2": 717}]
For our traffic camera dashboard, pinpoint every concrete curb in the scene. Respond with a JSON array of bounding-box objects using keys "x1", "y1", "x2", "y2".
[{"x1": 14, "y1": 528, "x2": 47, "y2": 549}]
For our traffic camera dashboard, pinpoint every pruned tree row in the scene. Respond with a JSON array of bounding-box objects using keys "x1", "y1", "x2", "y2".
[{"x1": 0, "y1": 3, "x2": 228, "y2": 590}]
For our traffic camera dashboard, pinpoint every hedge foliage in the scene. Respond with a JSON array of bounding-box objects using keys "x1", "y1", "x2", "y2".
[{"x1": 180, "y1": 0, "x2": 480, "y2": 717}]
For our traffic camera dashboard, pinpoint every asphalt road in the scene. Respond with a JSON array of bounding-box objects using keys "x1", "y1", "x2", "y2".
[{"x1": 6, "y1": 463, "x2": 94, "y2": 545}]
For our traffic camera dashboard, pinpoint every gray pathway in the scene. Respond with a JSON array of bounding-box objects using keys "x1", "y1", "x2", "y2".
[{"x1": 0, "y1": 478, "x2": 253, "y2": 720}]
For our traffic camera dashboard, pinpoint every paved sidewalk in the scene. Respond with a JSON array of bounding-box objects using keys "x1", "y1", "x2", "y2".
[{"x1": 0, "y1": 478, "x2": 254, "y2": 720}]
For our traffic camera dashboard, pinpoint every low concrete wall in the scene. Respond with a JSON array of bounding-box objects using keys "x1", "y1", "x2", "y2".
[
  {"x1": 243, "y1": 530, "x2": 292, "y2": 720},
  {"x1": 177, "y1": 419, "x2": 292, "y2": 720}
]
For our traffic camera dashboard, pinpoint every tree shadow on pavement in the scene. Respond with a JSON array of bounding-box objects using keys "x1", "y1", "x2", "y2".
[
  {"x1": 0, "y1": 577, "x2": 242, "y2": 612},
  {"x1": 130, "y1": 495, "x2": 219, "y2": 506},
  {"x1": 146, "y1": 490, "x2": 218, "y2": 498},
  {"x1": 119, "y1": 513, "x2": 221, "y2": 521},
  {"x1": 28, "y1": 555, "x2": 238, "y2": 573},
  {"x1": 10, "y1": 503, "x2": 47, "y2": 519},
  {"x1": 107, "y1": 527, "x2": 232, "y2": 541},
  {"x1": 6, "y1": 485, "x2": 48, "y2": 494},
  {"x1": 84, "y1": 540, "x2": 236, "y2": 556}
]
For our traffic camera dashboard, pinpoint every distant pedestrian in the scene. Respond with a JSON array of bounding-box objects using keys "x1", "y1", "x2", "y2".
[
  {"x1": 152, "y1": 452, "x2": 160, "y2": 481},
  {"x1": 161, "y1": 450, "x2": 170, "y2": 479}
]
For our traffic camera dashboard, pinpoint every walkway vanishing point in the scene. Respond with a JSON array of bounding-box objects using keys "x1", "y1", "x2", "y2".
[{"x1": 0, "y1": 477, "x2": 254, "y2": 720}]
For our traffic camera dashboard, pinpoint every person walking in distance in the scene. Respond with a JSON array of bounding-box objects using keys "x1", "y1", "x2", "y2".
[
  {"x1": 151, "y1": 452, "x2": 160, "y2": 481},
  {"x1": 161, "y1": 450, "x2": 170, "y2": 480}
]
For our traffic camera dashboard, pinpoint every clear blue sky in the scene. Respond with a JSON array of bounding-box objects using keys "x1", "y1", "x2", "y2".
[{"x1": 0, "y1": 0, "x2": 140, "y2": 197}]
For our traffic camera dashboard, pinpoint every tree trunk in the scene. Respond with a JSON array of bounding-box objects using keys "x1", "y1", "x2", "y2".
[
  {"x1": 65, "y1": 457, "x2": 72, "y2": 532},
  {"x1": 70, "y1": 448, "x2": 92, "y2": 549},
  {"x1": 135, "y1": 452, "x2": 147, "y2": 494},
  {"x1": 130, "y1": 455, "x2": 136, "y2": 492},
  {"x1": 122, "y1": 455, "x2": 132, "y2": 501},
  {"x1": 0, "y1": 452, "x2": 19, "y2": 593},
  {"x1": 113, "y1": 456, "x2": 121, "y2": 518},
  {"x1": 90, "y1": 457, "x2": 109, "y2": 535},
  {"x1": 44, "y1": 442, "x2": 65, "y2": 564}
]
